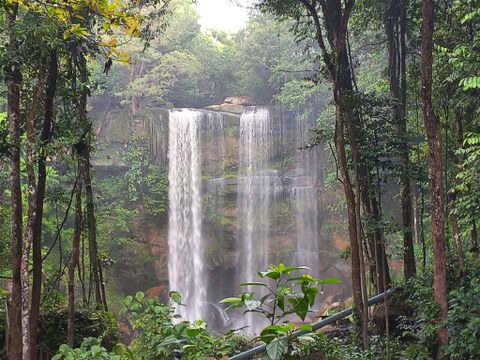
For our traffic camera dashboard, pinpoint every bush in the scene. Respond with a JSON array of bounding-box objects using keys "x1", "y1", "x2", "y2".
[
  {"x1": 121, "y1": 291, "x2": 247, "y2": 360},
  {"x1": 38, "y1": 309, "x2": 120, "y2": 353},
  {"x1": 52, "y1": 337, "x2": 132, "y2": 360},
  {"x1": 444, "y1": 274, "x2": 480, "y2": 359}
]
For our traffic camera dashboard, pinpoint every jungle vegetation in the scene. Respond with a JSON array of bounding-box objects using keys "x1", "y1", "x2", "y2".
[{"x1": 0, "y1": 0, "x2": 479, "y2": 359}]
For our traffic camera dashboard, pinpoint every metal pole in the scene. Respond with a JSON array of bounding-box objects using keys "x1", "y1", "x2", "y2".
[{"x1": 229, "y1": 289, "x2": 395, "y2": 360}]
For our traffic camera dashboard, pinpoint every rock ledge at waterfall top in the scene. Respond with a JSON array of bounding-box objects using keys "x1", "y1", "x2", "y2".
[{"x1": 205, "y1": 96, "x2": 256, "y2": 115}]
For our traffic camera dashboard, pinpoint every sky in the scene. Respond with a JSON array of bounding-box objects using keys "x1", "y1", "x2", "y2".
[{"x1": 195, "y1": 0, "x2": 250, "y2": 33}]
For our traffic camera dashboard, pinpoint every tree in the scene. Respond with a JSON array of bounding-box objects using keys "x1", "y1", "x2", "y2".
[
  {"x1": 254, "y1": 0, "x2": 370, "y2": 344},
  {"x1": 384, "y1": 0, "x2": 416, "y2": 280},
  {"x1": 4, "y1": 3, "x2": 24, "y2": 358},
  {"x1": 420, "y1": 0, "x2": 448, "y2": 355}
]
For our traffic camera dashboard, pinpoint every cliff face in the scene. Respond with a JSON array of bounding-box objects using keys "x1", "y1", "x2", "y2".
[{"x1": 92, "y1": 103, "x2": 352, "y2": 321}]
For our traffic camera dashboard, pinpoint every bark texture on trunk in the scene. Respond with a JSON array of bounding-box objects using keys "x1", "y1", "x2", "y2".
[
  {"x1": 77, "y1": 54, "x2": 107, "y2": 311},
  {"x1": 29, "y1": 51, "x2": 59, "y2": 360},
  {"x1": 6, "y1": 3, "x2": 24, "y2": 359},
  {"x1": 301, "y1": 0, "x2": 366, "y2": 330},
  {"x1": 421, "y1": 0, "x2": 448, "y2": 355},
  {"x1": 22, "y1": 51, "x2": 48, "y2": 360},
  {"x1": 68, "y1": 174, "x2": 82, "y2": 347}
]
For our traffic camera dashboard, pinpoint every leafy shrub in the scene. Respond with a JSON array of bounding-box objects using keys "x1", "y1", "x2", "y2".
[
  {"x1": 121, "y1": 291, "x2": 246, "y2": 360},
  {"x1": 444, "y1": 276, "x2": 480, "y2": 359},
  {"x1": 38, "y1": 309, "x2": 120, "y2": 353},
  {"x1": 52, "y1": 337, "x2": 131, "y2": 360},
  {"x1": 394, "y1": 275, "x2": 439, "y2": 358},
  {"x1": 221, "y1": 263, "x2": 340, "y2": 360}
]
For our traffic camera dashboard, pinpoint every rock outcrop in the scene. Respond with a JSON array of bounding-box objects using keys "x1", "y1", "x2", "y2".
[
  {"x1": 205, "y1": 96, "x2": 256, "y2": 116},
  {"x1": 223, "y1": 96, "x2": 256, "y2": 106}
]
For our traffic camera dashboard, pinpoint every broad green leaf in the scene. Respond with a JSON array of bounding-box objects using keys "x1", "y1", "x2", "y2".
[
  {"x1": 259, "y1": 270, "x2": 281, "y2": 280},
  {"x1": 304, "y1": 287, "x2": 319, "y2": 306},
  {"x1": 169, "y1": 291, "x2": 182, "y2": 304},
  {"x1": 135, "y1": 291, "x2": 145, "y2": 302},
  {"x1": 186, "y1": 328, "x2": 202, "y2": 338},
  {"x1": 289, "y1": 297, "x2": 309, "y2": 320},
  {"x1": 130, "y1": 303, "x2": 142, "y2": 311},
  {"x1": 266, "y1": 338, "x2": 288, "y2": 360},
  {"x1": 240, "y1": 281, "x2": 268, "y2": 287},
  {"x1": 112, "y1": 343, "x2": 132, "y2": 356},
  {"x1": 319, "y1": 278, "x2": 342, "y2": 284},
  {"x1": 282, "y1": 265, "x2": 310, "y2": 274},
  {"x1": 260, "y1": 325, "x2": 284, "y2": 343},
  {"x1": 219, "y1": 297, "x2": 242, "y2": 304}
]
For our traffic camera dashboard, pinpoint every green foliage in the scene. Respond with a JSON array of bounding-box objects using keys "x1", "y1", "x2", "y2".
[
  {"x1": 121, "y1": 291, "x2": 245, "y2": 360},
  {"x1": 453, "y1": 133, "x2": 480, "y2": 237},
  {"x1": 52, "y1": 337, "x2": 131, "y2": 360},
  {"x1": 394, "y1": 275, "x2": 440, "y2": 358},
  {"x1": 38, "y1": 309, "x2": 120, "y2": 354},
  {"x1": 124, "y1": 138, "x2": 150, "y2": 202},
  {"x1": 143, "y1": 164, "x2": 169, "y2": 216},
  {"x1": 221, "y1": 263, "x2": 340, "y2": 360},
  {"x1": 444, "y1": 267, "x2": 480, "y2": 359}
]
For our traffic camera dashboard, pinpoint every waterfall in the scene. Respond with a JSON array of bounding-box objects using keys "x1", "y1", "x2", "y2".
[
  {"x1": 237, "y1": 107, "x2": 273, "y2": 332},
  {"x1": 292, "y1": 115, "x2": 321, "y2": 278},
  {"x1": 164, "y1": 106, "x2": 333, "y2": 332},
  {"x1": 168, "y1": 109, "x2": 224, "y2": 322}
]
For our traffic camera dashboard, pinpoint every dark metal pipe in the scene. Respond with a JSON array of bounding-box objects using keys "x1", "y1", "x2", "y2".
[{"x1": 229, "y1": 288, "x2": 395, "y2": 360}]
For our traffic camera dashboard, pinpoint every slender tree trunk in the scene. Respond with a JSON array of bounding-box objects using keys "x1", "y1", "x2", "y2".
[
  {"x1": 421, "y1": 0, "x2": 448, "y2": 355},
  {"x1": 334, "y1": 99, "x2": 364, "y2": 324},
  {"x1": 370, "y1": 196, "x2": 391, "y2": 291},
  {"x1": 386, "y1": 0, "x2": 416, "y2": 280},
  {"x1": 299, "y1": 0, "x2": 365, "y2": 335},
  {"x1": 22, "y1": 50, "x2": 48, "y2": 360},
  {"x1": 77, "y1": 54, "x2": 106, "y2": 311},
  {"x1": 68, "y1": 174, "x2": 82, "y2": 347},
  {"x1": 6, "y1": 3, "x2": 24, "y2": 359},
  {"x1": 448, "y1": 110, "x2": 465, "y2": 275},
  {"x1": 27, "y1": 51, "x2": 59, "y2": 359},
  {"x1": 83, "y1": 146, "x2": 104, "y2": 309}
]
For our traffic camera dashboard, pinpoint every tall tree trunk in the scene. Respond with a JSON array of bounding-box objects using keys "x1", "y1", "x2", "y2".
[
  {"x1": 370, "y1": 196, "x2": 391, "y2": 292},
  {"x1": 334, "y1": 98, "x2": 364, "y2": 325},
  {"x1": 6, "y1": 3, "x2": 24, "y2": 359},
  {"x1": 68, "y1": 173, "x2": 82, "y2": 347},
  {"x1": 448, "y1": 109, "x2": 465, "y2": 276},
  {"x1": 29, "y1": 51, "x2": 59, "y2": 360},
  {"x1": 84, "y1": 149, "x2": 103, "y2": 308},
  {"x1": 421, "y1": 0, "x2": 448, "y2": 355},
  {"x1": 22, "y1": 50, "x2": 48, "y2": 360},
  {"x1": 77, "y1": 54, "x2": 106, "y2": 310},
  {"x1": 297, "y1": 0, "x2": 366, "y2": 339},
  {"x1": 386, "y1": 0, "x2": 416, "y2": 280}
]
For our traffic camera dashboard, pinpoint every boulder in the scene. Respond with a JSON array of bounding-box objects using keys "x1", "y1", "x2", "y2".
[{"x1": 223, "y1": 96, "x2": 256, "y2": 106}]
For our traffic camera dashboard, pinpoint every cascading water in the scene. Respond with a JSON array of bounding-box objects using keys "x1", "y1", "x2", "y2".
[
  {"x1": 236, "y1": 107, "x2": 274, "y2": 332},
  {"x1": 168, "y1": 109, "x2": 224, "y2": 322},
  {"x1": 292, "y1": 115, "x2": 321, "y2": 278},
  {"x1": 165, "y1": 106, "x2": 335, "y2": 333},
  {"x1": 238, "y1": 108, "x2": 273, "y2": 283}
]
